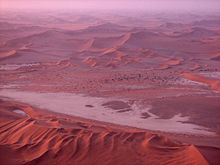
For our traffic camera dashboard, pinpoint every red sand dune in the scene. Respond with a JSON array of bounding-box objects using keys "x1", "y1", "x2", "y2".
[
  {"x1": 159, "y1": 58, "x2": 183, "y2": 69},
  {"x1": 0, "y1": 99, "x2": 209, "y2": 165},
  {"x1": 182, "y1": 72, "x2": 220, "y2": 92},
  {"x1": 1, "y1": 12, "x2": 220, "y2": 165},
  {"x1": 90, "y1": 33, "x2": 131, "y2": 49},
  {"x1": 0, "y1": 50, "x2": 17, "y2": 60},
  {"x1": 83, "y1": 57, "x2": 97, "y2": 67},
  {"x1": 79, "y1": 39, "x2": 94, "y2": 52}
]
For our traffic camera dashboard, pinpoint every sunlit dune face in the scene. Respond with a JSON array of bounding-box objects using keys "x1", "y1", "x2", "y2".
[{"x1": 1, "y1": 0, "x2": 220, "y2": 12}]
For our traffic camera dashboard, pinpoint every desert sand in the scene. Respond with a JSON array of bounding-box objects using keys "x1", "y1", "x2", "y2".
[
  {"x1": 0, "y1": 9, "x2": 220, "y2": 165},
  {"x1": 0, "y1": 99, "x2": 212, "y2": 165}
]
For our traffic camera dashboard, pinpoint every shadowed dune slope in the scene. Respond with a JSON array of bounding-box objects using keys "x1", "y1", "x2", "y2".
[{"x1": 0, "y1": 99, "x2": 209, "y2": 165}]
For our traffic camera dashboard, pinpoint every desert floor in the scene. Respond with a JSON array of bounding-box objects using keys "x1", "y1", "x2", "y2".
[{"x1": 0, "y1": 11, "x2": 220, "y2": 165}]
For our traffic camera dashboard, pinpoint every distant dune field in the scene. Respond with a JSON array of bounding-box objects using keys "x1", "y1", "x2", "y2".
[{"x1": 0, "y1": 10, "x2": 220, "y2": 165}]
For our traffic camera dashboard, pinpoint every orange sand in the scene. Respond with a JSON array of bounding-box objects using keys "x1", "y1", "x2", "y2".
[
  {"x1": 182, "y1": 72, "x2": 220, "y2": 92},
  {"x1": 0, "y1": 99, "x2": 210, "y2": 165}
]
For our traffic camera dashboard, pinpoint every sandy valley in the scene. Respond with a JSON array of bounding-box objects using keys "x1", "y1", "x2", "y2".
[{"x1": 0, "y1": 9, "x2": 220, "y2": 165}]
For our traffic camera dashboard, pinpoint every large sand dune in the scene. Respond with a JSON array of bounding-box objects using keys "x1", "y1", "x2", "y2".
[
  {"x1": 0, "y1": 99, "x2": 210, "y2": 165},
  {"x1": 1, "y1": 11, "x2": 220, "y2": 165}
]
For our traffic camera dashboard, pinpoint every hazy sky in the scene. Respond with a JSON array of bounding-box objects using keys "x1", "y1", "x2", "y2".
[{"x1": 1, "y1": 0, "x2": 220, "y2": 12}]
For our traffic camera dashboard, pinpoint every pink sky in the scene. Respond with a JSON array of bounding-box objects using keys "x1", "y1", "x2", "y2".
[{"x1": 1, "y1": 0, "x2": 220, "y2": 12}]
